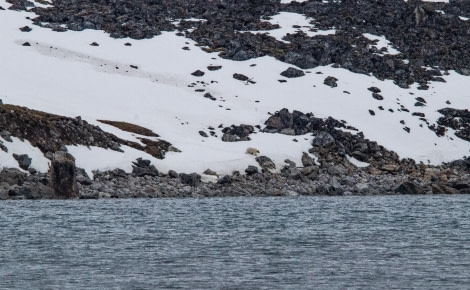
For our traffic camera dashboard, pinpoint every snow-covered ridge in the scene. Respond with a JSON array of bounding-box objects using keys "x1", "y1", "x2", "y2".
[{"x1": 0, "y1": 0, "x2": 469, "y2": 177}]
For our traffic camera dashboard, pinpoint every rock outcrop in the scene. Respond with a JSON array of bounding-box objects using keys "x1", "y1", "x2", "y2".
[{"x1": 50, "y1": 151, "x2": 79, "y2": 199}]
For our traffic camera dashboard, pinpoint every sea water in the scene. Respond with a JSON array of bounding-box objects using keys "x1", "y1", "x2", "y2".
[{"x1": 1, "y1": 195, "x2": 469, "y2": 289}]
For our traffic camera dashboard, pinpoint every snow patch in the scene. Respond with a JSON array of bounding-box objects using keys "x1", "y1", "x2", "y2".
[
  {"x1": 253, "y1": 12, "x2": 335, "y2": 43},
  {"x1": 362, "y1": 33, "x2": 400, "y2": 55}
]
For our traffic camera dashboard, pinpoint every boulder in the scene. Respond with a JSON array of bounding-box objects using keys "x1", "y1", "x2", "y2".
[
  {"x1": 217, "y1": 175, "x2": 232, "y2": 185},
  {"x1": 431, "y1": 183, "x2": 459, "y2": 194},
  {"x1": 301, "y1": 152, "x2": 316, "y2": 167},
  {"x1": 255, "y1": 156, "x2": 276, "y2": 171},
  {"x1": 132, "y1": 158, "x2": 159, "y2": 177},
  {"x1": 312, "y1": 132, "x2": 335, "y2": 147},
  {"x1": 395, "y1": 182, "x2": 424, "y2": 194},
  {"x1": 245, "y1": 165, "x2": 259, "y2": 176},
  {"x1": 50, "y1": 151, "x2": 79, "y2": 199},
  {"x1": 280, "y1": 67, "x2": 305, "y2": 78},
  {"x1": 323, "y1": 76, "x2": 338, "y2": 87},
  {"x1": 13, "y1": 153, "x2": 32, "y2": 170},
  {"x1": 180, "y1": 173, "x2": 201, "y2": 187},
  {"x1": 0, "y1": 168, "x2": 26, "y2": 186}
]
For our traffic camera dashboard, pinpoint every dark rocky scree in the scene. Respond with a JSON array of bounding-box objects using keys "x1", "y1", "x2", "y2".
[
  {"x1": 8, "y1": 0, "x2": 470, "y2": 87},
  {"x1": 264, "y1": 108, "x2": 406, "y2": 169},
  {"x1": 435, "y1": 108, "x2": 470, "y2": 141},
  {"x1": 0, "y1": 104, "x2": 175, "y2": 159}
]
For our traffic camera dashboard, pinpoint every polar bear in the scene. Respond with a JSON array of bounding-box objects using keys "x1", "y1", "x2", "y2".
[{"x1": 245, "y1": 147, "x2": 260, "y2": 156}]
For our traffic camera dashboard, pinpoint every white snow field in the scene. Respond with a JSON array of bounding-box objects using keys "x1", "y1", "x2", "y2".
[{"x1": 0, "y1": 0, "x2": 468, "y2": 176}]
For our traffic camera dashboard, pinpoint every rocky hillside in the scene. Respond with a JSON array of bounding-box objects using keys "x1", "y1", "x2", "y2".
[{"x1": 0, "y1": 0, "x2": 469, "y2": 198}]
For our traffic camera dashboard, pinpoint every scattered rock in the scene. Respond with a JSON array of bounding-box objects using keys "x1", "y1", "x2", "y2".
[
  {"x1": 203, "y1": 168, "x2": 217, "y2": 176},
  {"x1": 372, "y1": 93, "x2": 384, "y2": 100},
  {"x1": 203, "y1": 92, "x2": 216, "y2": 101},
  {"x1": 191, "y1": 70, "x2": 205, "y2": 77},
  {"x1": 368, "y1": 87, "x2": 381, "y2": 93},
  {"x1": 19, "y1": 26, "x2": 32, "y2": 32},
  {"x1": 233, "y1": 73, "x2": 250, "y2": 82},
  {"x1": 280, "y1": 67, "x2": 305, "y2": 78},
  {"x1": 207, "y1": 65, "x2": 222, "y2": 71},
  {"x1": 323, "y1": 76, "x2": 338, "y2": 88}
]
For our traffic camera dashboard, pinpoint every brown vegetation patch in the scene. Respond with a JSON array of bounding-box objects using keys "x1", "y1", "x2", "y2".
[
  {"x1": 97, "y1": 120, "x2": 159, "y2": 137},
  {"x1": 0, "y1": 104, "x2": 176, "y2": 160}
]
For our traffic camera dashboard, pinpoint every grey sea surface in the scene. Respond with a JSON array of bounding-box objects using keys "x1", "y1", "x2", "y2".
[{"x1": 1, "y1": 195, "x2": 469, "y2": 289}]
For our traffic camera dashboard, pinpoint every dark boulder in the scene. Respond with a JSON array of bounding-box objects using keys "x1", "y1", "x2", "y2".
[
  {"x1": 50, "y1": 151, "x2": 79, "y2": 199},
  {"x1": 180, "y1": 173, "x2": 201, "y2": 187},
  {"x1": 233, "y1": 73, "x2": 250, "y2": 82},
  {"x1": 280, "y1": 67, "x2": 305, "y2": 78},
  {"x1": 431, "y1": 183, "x2": 459, "y2": 194},
  {"x1": 395, "y1": 182, "x2": 424, "y2": 194},
  {"x1": 13, "y1": 153, "x2": 31, "y2": 170},
  {"x1": 312, "y1": 132, "x2": 335, "y2": 147},
  {"x1": 245, "y1": 165, "x2": 259, "y2": 176},
  {"x1": 132, "y1": 158, "x2": 159, "y2": 177},
  {"x1": 255, "y1": 156, "x2": 276, "y2": 171},
  {"x1": 191, "y1": 70, "x2": 205, "y2": 77},
  {"x1": 0, "y1": 168, "x2": 26, "y2": 186},
  {"x1": 217, "y1": 175, "x2": 232, "y2": 185},
  {"x1": 324, "y1": 76, "x2": 338, "y2": 88}
]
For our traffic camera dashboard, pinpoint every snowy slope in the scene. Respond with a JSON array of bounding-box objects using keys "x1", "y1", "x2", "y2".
[{"x1": 0, "y1": 0, "x2": 468, "y2": 176}]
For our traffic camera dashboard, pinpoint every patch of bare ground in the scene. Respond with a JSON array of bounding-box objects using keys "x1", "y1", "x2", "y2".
[
  {"x1": 97, "y1": 120, "x2": 159, "y2": 137},
  {"x1": 0, "y1": 104, "x2": 177, "y2": 159}
]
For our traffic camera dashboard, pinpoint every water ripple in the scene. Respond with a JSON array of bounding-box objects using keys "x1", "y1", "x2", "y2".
[{"x1": 0, "y1": 195, "x2": 469, "y2": 289}]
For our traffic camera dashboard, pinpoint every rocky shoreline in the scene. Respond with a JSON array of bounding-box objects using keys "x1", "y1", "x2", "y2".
[{"x1": 1, "y1": 154, "x2": 469, "y2": 200}]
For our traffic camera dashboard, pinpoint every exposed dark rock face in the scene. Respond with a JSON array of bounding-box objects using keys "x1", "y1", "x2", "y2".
[{"x1": 50, "y1": 151, "x2": 79, "y2": 199}]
